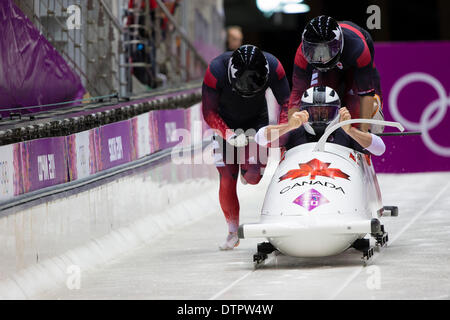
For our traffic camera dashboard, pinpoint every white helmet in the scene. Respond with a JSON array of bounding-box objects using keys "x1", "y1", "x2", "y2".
[{"x1": 300, "y1": 86, "x2": 341, "y2": 135}]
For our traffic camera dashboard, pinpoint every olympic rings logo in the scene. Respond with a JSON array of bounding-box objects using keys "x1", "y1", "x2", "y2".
[{"x1": 389, "y1": 72, "x2": 450, "y2": 157}]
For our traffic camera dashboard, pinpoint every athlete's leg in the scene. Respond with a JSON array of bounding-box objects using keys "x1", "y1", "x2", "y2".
[
  {"x1": 213, "y1": 134, "x2": 241, "y2": 250},
  {"x1": 217, "y1": 164, "x2": 241, "y2": 250},
  {"x1": 240, "y1": 163, "x2": 265, "y2": 185},
  {"x1": 216, "y1": 164, "x2": 240, "y2": 233},
  {"x1": 239, "y1": 141, "x2": 268, "y2": 185}
]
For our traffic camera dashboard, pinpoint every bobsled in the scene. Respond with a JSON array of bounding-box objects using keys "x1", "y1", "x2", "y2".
[{"x1": 238, "y1": 119, "x2": 404, "y2": 264}]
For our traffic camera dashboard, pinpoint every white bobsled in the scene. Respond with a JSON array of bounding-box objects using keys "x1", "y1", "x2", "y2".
[{"x1": 238, "y1": 119, "x2": 404, "y2": 263}]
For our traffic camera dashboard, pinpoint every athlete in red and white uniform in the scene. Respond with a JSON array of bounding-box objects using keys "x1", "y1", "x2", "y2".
[
  {"x1": 290, "y1": 15, "x2": 384, "y2": 133},
  {"x1": 202, "y1": 45, "x2": 290, "y2": 250}
]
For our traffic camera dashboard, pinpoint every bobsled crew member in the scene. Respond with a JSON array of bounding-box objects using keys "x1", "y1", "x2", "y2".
[
  {"x1": 290, "y1": 15, "x2": 384, "y2": 133},
  {"x1": 201, "y1": 45, "x2": 291, "y2": 250},
  {"x1": 255, "y1": 86, "x2": 386, "y2": 156}
]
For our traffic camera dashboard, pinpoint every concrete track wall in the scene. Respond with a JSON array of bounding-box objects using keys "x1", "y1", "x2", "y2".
[{"x1": 0, "y1": 150, "x2": 219, "y2": 299}]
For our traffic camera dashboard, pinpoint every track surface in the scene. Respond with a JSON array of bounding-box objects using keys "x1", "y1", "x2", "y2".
[{"x1": 37, "y1": 166, "x2": 450, "y2": 300}]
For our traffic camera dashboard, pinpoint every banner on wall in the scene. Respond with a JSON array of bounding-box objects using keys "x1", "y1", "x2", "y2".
[
  {"x1": 0, "y1": 101, "x2": 214, "y2": 203},
  {"x1": 133, "y1": 113, "x2": 151, "y2": 159},
  {"x1": 131, "y1": 111, "x2": 159, "y2": 159},
  {"x1": 185, "y1": 103, "x2": 205, "y2": 145},
  {"x1": 156, "y1": 109, "x2": 187, "y2": 150},
  {"x1": 0, "y1": 144, "x2": 20, "y2": 201},
  {"x1": 95, "y1": 120, "x2": 133, "y2": 171},
  {"x1": 20, "y1": 137, "x2": 68, "y2": 193},
  {"x1": 67, "y1": 130, "x2": 97, "y2": 180},
  {"x1": 373, "y1": 42, "x2": 450, "y2": 173}
]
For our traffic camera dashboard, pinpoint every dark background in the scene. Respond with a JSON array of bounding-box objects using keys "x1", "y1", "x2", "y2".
[{"x1": 224, "y1": 0, "x2": 450, "y2": 85}]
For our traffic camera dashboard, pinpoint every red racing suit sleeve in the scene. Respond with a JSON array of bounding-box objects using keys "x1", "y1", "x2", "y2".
[
  {"x1": 289, "y1": 43, "x2": 312, "y2": 111},
  {"x1": 339, "y1": 23, "x2": 376, "y2": 96},
  {"x1": 267, "y1": 56, "x2": 291, "y2": 125},
  {"x1": 201, "y1": 66, "x2": 231, "y2": 139},
  {"x1": 352, "y1": 53, "x2": 376, "y2": 96}
]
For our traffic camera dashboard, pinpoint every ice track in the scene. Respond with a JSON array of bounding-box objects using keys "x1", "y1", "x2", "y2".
[{"x1": 36, "y1": 164, "x2": 450, "y2": 300}]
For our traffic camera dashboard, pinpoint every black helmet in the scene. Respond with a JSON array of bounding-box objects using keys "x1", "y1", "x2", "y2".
[
  {"x1": 228, "y1": 45, "x2": 269, "y2": 98},
  {"x1": 302, "y1": 16, "x2": 343, "y2": 71},
  {"x1": 300, "y1": 86, "x2": 341, "y2": 136}
]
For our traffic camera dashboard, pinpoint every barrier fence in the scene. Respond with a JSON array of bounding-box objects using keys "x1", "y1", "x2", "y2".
[
  {"x1": 6, "y1": 0, "x2": 221, "y2": 106},
  {"x1": 0, "y1": 102, "x2": 208, "y2": 203}
]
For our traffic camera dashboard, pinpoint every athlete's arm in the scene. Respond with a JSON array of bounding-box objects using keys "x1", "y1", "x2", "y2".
[
  {"x1": 359, "y1": 95, "x2": 376, "y2": 132},
  {"x1": 267, "y1": 56, "x2": 291, "y2": 124},
  {"x1": 355, "y1": 57, "x2": 377, "y2": 132},
  {"x1": 255, "y1": 111, "x2": 308, "y2": 147},
  {"x1": 289, "y1": 44, "x2": 312, "y2": 118},
  {"x1": 339, "y1": 107, "x2": 385, "y2": 155},
  {"x1": 340, "y1": 23, "x2": 378, "y2": 132},
  {"x1": 201, "y1": 66, "x2": 231, "y2": 139},
  {"x1": 355, "y1": 54, "x2": 377, "y2": 132}
]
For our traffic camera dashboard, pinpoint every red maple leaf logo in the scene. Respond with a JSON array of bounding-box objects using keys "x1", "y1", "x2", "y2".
[{"x1": 279, "y1": 158, "x2": 350, "y2": 182}]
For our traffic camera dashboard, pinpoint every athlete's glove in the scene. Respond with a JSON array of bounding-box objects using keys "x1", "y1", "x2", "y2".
[{"x1": 227, "y1": 133, "x2": 249, "y2": 147}]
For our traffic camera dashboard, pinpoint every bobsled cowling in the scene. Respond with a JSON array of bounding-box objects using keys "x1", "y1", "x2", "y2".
[{"x1": 239, "y1": 119, "x2": 404, "y2": 258}]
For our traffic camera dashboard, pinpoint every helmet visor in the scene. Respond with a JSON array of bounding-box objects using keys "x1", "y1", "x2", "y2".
[
  {"x1": 302, "y1": 105, "x2": 339, "y2": 124},
  {"x1": 234, "y1": 70, "x2": 268, "y2": 97},
  {"x1": 302, "y1": 38, "x2": 342, "y2": 65}
]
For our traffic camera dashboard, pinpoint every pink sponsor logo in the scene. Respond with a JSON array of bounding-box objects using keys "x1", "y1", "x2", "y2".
[{"x1": 293, "y1": 188, "x2": 329, "y2": 211}]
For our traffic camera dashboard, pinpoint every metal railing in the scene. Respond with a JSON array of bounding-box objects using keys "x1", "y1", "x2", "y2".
[
  {"x1": 0, "y1": 83, "x2": 202, "y2": 146},
  {"x1": 13, "y1": 0, "x2": 214, "y2": 99},
  {"x1": 121, "y1": 0, "x2": 209, "y2": 94},
  {"x1": 15, "y1": 0, "x2": 121, "y2": 97}
]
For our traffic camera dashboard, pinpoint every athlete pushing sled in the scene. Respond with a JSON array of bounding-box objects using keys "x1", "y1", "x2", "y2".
[
  {"x1": 290, "y1": 15, "x2": 385, "y2": 133},
  {"x1": 202, "y1": 45, "x2": 291, "y2": 250}
]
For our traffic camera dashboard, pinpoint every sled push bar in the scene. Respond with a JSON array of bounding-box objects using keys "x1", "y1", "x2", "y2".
[
  {"x1": 314, "y1": 119, "x2": 405, "y2": 153},
  {"x1": 376, "y1": 131, "x2": 421, "y2": 136}
]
